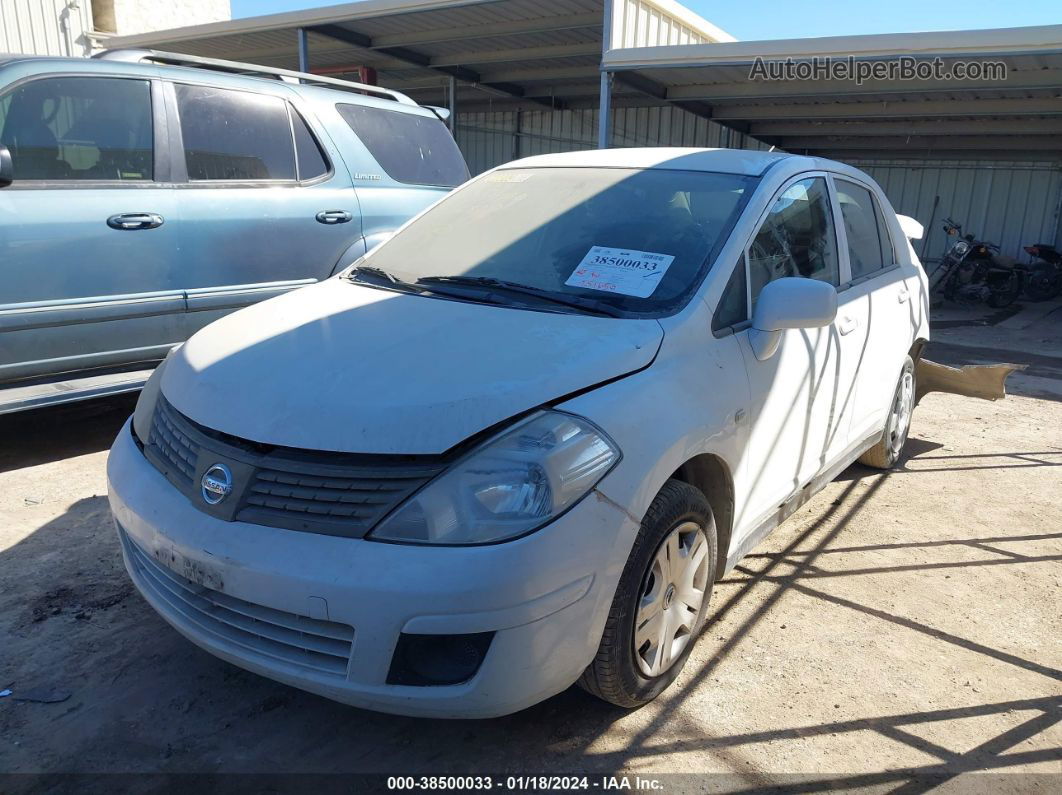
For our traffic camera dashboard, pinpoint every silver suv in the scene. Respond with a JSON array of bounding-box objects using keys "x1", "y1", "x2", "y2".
[{"x1": 0, "y1": 50, "x2": 468, "y2": 413}]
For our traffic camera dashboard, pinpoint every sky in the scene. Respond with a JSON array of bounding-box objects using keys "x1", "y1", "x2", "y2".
[{"x1": 229, "y1": 0, "x2": 1061, "y2": 40}]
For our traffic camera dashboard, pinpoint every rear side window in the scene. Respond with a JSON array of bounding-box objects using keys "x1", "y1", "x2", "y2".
[
  {"x1": 336, "y1": 103, "x2": 468, "y2": 187},
  {"x1": 291, "y1": 107, "x2": 329, "y2": 180},
  {"x1": 836, "y1": 179, "x2": 893, "y2": 280},
  {"x1": 0, "y1": 76, "x2": 152, "y2": 181},
  {"x1": 175, "y1": 84, "x2": 295, "y2": 181}
]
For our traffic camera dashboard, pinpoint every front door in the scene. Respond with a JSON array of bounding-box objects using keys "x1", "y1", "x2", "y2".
[
  {"x1": 164, "y1": 81, "x2": 360, "y2": 335},
  {"x1": 0, "y1": 73, "x2": 180, "y2": 384},
  {"x1": 732, "y1": 176, "x2": 848, "y2": 534}
]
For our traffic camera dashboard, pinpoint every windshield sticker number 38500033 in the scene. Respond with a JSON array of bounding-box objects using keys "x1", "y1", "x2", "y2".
[{"x1": 565, "y1": 246, "x2": 676, "y2": 298}]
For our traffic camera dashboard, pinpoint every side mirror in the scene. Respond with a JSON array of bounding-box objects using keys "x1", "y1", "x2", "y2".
[
  {"x1": 0, "y1": 145, "x2": 12, "y2": 188},
  {"x1": 749, "y1": 277, "x2": 837, "y2": 361}
]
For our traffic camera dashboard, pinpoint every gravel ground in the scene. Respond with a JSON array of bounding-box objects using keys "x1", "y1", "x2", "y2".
[{"x1": 1, "y1": 386, "x2": 1059, "y2": 791}]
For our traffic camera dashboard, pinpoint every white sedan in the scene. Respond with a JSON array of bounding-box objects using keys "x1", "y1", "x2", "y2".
[{"x1": 107, "y1": 148, "x2": 929, "y2": 717}]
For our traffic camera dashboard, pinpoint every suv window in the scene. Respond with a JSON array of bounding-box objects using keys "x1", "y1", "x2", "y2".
[
  {"x1": 836, "y1": 179, "x2": 893, "y2": 280},
  {"x1": 175, "y1": 84, "x2": 296, "y2": 181},
  {"x1": 0, "y1": 76, "x2": 153, "y2": 181},
  {"x1": 336, "y1": 103, "x2": 468, "y2": 187},
  {"x1": 291, "y1": 107, "x2": 329, "y2": 180},
  {"x1": 748, "y1": 177, "x2": 839, "y2": 305}
]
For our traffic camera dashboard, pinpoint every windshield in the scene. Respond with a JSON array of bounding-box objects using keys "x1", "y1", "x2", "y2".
[{"x1": 359, "y1": 167, "x2": 757, "y2": 315}]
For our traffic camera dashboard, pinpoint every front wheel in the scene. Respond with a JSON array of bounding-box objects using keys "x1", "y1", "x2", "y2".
[
  {"x1": 579, "y1": 480, "x2": 717, "y2": 708},
  {"x1": 987, "y1": 271, "x2": 1024, "y2": 308},
  {"x1": 859, "y1": 355, "x2": 916, "y2": 469}
]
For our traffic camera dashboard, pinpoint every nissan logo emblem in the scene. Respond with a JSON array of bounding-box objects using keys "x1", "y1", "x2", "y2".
[{"x1": 201, "y1": 463, "x2": 233, "y2": 505}]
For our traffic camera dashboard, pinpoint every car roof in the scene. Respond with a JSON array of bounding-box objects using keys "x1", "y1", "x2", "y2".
[
  {"x1": 497, "y1": 147, "x2": 796, "y2": 177},
  {"x1": 0, "y1": 53, "x2": 431, "y2": 114}
]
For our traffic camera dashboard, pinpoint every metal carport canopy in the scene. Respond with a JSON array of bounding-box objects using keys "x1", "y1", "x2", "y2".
[
  {"x1": 601, "y1": 24, "x2": 1062, "y2": 161},
  {"x1": 101, "y1": 0, "x2": 733, "y2": 112}
]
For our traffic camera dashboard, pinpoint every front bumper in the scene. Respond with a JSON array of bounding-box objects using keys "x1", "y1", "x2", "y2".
[{"x1": 107, "y1": 420, "x2": 635, "y2": 718}]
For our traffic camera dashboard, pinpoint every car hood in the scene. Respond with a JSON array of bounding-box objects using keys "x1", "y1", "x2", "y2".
[{"x1": 162, "y1": 281, "x2": 662, "y2": 454}]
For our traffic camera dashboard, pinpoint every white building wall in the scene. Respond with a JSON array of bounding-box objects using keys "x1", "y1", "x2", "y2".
[
  {"x1": 96, "y1": 0, "x2": 229, "y2": 37},
  {"x1": 1, "y1": 0, "x2": 94, "y2": 56}
]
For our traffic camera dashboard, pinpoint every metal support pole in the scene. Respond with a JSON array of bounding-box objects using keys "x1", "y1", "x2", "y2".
[
  {"x1": 597, "y1": 0, "x2": 614, "y2": 149},
  {"x1": 598, "y1": 72, "x2": 613, "y2": 149},
  {"x1": 297, "y1": 28, "x2": 309, "y2": 73},
  {"x1": 448, "y1": 75, "x2": 457, "y2": 134}
]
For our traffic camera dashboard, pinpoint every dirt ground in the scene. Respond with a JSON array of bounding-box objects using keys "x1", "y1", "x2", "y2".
[{"x1": 1, "y1": 312, "x2": 1060, "y2": 790}]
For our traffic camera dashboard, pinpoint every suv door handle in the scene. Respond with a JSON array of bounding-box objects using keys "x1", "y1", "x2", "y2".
[
  {"x1": 107, "y1": 212, "x2": 164, "y2": 230},
  {"x1": 316, "y1": 210, "x2": 353, "y2": 225}
]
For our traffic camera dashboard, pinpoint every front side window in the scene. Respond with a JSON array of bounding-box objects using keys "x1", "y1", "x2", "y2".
[
  {"x1": 836, "y1": 179, "x2": 893, "y2": 280},
  {"x1": 361, "y1": 167, "x2": 756, "y2": 315},
  {"x1": 748, "y1": 177, "x2": 839, "y2": 305},
  {"x1": 0, "y1": 76, "x2": 152, "y2": 181},
  {"x1": 175, "y1": 84, "x2": 295, "y2": 181},
  {"x1": 336, "y1": 103, "x2": 468, "y2": 187},
  {"x1": 712, "y1": 255, "x2": 748, "y2": 331}
]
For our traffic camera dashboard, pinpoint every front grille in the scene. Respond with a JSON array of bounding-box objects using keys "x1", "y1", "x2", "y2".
[
  {"x1": 240, "y1": 467, "x2": 426, "y2": 534},
  {"x1": 143, "y1": 397, "x2": 445, "y2": 537},
  {"x1": 122, "y1": 528, "x2": 354, "y2": 677},
  {"x1": 149, "y1": 398, "x2": 200, "y2": 487}
]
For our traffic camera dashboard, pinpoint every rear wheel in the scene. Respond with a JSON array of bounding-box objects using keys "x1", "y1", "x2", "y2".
[
  {"x1": 859, "y1": 355, "x2": 915, "y2": 469},
  {"x1": 579, "y1": 480, "x2": 717, "y2": 708}
]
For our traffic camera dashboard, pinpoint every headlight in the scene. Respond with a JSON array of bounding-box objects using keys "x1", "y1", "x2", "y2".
[
  {"x1": 951, "y1": 240, "x2": 970, "y2": 256},
  {"x1": 369, "y1": 411, "x2": 620, "y2": 545},
  {"x1": 132, "y1": 345, "x2": 179, "y2": 443}
]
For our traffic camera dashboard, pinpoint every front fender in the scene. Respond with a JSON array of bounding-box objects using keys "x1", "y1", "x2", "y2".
[{"x1": 555, "y1": 305, "x2": 748, "y2": 567}]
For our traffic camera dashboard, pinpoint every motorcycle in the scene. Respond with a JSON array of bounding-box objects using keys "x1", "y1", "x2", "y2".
[
  {"x1": 930, "y1": 218, "x2": 1025, "y2": 308},
  {"x1": 1022, "y1": 243, "x2": 1062, "y2": 302}
]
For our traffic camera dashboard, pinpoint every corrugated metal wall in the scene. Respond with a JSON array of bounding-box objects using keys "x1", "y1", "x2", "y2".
[
  {"x1": 456, "y1": 105, "x2": 771, "y2": 175},
  {"x1": 849, "y1": 159, "x2": 1062, "y2": 261},
  {"x1": 1, "y1": 0, "x2": 93, "y2": 56},
  {"x1": 612, "y1": 0, "x2": 711, "y2": 48}
]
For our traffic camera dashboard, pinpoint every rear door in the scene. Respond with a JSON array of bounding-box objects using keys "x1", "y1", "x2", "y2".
[
  {"x1": 0, "y1": 71, "x2": 181, "y2": 385},
  {"x1": 164, "y1": 79, "x2": 360, "y2": 335},
  {"x1": 832, "y1": 176, "x2": 913, "y2": 442}
]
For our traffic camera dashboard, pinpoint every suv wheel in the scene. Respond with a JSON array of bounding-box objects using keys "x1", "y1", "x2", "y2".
[{"x1": 579, "y1": 480, "x2": 717, "y2": 708}]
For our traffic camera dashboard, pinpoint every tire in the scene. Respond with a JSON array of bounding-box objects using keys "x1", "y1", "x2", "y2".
[
  {"x1": 579, "y1": 479, "x2": 717, "y2": 708},
  {"x1": 1024, "y1": 263, "x2": 1062, "y2": 302},
  {"x1": 859, "y1": 355, "x2": 916, "y2": 469},
  {"x1": 987, "y1": 271, "x2": 1023, "y2": 308}
]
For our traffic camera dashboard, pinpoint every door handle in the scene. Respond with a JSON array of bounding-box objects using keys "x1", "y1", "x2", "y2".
[
  {"x1": 897, "y1": 287, "x2": 910, "y2": 304},
  {"x1": 838, "y1": 315, "x2": 859, "y2": 336},
  {"x1": 316, "y1": 210, "x2": 353, "y2": 225},
  {"x1": 107, "y1": 212, "x2": 163, "y2": 230}
]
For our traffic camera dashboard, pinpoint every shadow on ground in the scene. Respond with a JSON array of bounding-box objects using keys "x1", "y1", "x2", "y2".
[{"x1": 2, "y1": 394, "x2": 1059, "y2": 787}]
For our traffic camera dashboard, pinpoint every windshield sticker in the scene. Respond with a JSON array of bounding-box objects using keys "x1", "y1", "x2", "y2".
[{"x1": 565, "y1": 246, "x2": 676, "y2": 298}]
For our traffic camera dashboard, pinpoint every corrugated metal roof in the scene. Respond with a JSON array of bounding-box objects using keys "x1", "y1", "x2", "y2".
[
  {"x1": 602, "y1": 24, "x2": 1062, "y2": 160},
  {"x1": 101, "y1": 0, "x2": 732, "y2": 110}
]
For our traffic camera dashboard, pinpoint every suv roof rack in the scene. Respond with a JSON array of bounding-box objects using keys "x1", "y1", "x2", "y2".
[{"x1": 93, "y1": 49, "x2": 417, "y2": 106}]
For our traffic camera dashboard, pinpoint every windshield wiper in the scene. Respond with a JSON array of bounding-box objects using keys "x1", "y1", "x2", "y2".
[
  {"x1": 347, "y1": 265, "x2": 431, "y2": 294},
  {"x1": 416, "y1": 276, "x2": 625, "y2": 317}
]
